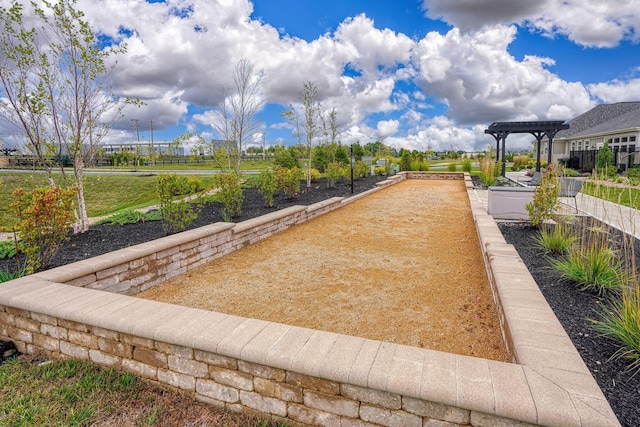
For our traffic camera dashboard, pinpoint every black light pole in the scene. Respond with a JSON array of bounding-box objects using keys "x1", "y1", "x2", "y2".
[{"x1": 350, "y1": 144, "x2": 354, "y2": 194}]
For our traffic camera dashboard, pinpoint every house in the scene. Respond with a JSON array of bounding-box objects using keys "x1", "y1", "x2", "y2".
[{"x1": 539, "y1": 101, "x2": 640, "y2": 171}]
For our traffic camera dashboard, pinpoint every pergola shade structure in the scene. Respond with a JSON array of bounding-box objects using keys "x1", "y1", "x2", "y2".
[{"x1": 484, "y1": 121, "x2": 570, "y2": 176}]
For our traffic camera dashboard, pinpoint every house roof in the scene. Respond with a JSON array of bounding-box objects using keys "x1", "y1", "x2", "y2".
[{"x1": 557, "y1": 101, "x2": 640, "y2": 139}]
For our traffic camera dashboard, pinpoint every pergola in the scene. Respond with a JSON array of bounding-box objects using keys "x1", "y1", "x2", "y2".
[{"x1": 484, "y1": 121, "x2": 569, "y2": 176}]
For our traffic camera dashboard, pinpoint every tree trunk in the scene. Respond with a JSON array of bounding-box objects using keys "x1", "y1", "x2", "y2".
[{"x1": 73, "y1": 157, "x2": 90, "y2": 233}]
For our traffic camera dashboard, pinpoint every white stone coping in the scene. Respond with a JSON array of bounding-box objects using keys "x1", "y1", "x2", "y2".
[{"x1": 0, "y1": 172, "x2": 620, "y2": 426}]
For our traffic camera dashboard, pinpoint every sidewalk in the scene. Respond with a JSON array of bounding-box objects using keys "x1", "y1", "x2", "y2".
[
  {"x1": 574, "y1": 192, "x2": 640, "y2": 239},
  {"x1": 502, "y1": 171, "x2": 640, "y2": 239}
]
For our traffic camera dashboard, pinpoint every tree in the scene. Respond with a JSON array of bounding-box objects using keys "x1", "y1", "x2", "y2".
[
  {"x1": 597, "y1": 140, "x2": 613, "y2": 173},
  {"x1": 210, "y1": 59, "x2": 264, "y2": 174},
  {"x1": 335, "y1": 144, "x2": 349, "y2": 166},
  {"x1": 273, "y1": 145, "x2": 300, "y2": 169},
  {"x1": 425, "y1": 144, "x2": 435, "y2": 159},
  {"x1": 321, "y1": 107, "x2": 339, "y2": 146},
  {"x1": 400, "y1": 150, "x2": 412, "y2": 171},
  {"x1": 311, "y1": 145, "x2": 328, "y2": 172},
  {"x1": 0, "y1": 0, "x2": 138, "y2": 232},
  {"x1": 282, "y1": 81, "x2": 321, "y2": 190},
  {"x1": 352, "y1": 142, "x2": 365, "y2": 161}
]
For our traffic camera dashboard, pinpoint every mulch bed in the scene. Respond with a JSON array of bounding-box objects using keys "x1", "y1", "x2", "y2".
[
  {"x1": 499, "y1": 220, "x2": 639, "y2": 427},
  {"x1": 1, "y1": 173, "x2": 638, "y2": 425}
]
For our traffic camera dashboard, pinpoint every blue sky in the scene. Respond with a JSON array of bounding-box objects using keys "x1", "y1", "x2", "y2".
[{"x1": 3, "y1": 0, "x2": 640, "y2": 153}]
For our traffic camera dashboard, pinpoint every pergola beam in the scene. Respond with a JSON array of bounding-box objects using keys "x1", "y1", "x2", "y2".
[{"x1": 484, "y1": 121, "x2": 569, "y2": 175}]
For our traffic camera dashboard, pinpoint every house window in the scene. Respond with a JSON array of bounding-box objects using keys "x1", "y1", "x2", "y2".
[
  {"x1": 630, "y1": 136, "x2": 637, "y2": 142},
  {"x1": 614, "y1": 138, "x2": 620, "y2": 143},
  {"x1": 584, "y1": 141, "x2": 590, "y2": 150},
  {"x1": 622, "y1": 137, "x2": 628, "y2": 142},
  {"x1": 571, "y1": 142, "x2": 576, "y2": 151}
]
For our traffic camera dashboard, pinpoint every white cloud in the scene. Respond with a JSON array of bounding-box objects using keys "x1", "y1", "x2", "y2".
[
  {"x1": 422, "y1": 0, "x2": 640, "y2": 47},
  {"x1": 6, "y1": 0, "x2": 635, "y2": 155},
  {"x1": 333, "y1": 14, "x2": 414, "y2": 77},
  {"x1": 588, "y1": 78, "x2": 640, "y2": 103},
  {"x1": 75, "y1": 0, "x2": 607, "y2": 151},
  {"x1": 422, "y1": 0, "x2": 540, "y2": 32},
  {"x1": 412, "y1": 26, "x2": 594, "y2": 125},
  {"x1": 376, "y1": 120, "x2": 400, "y2": 139},
  {"x1": 386, "y1": 116, "x2": 477, "y2": 152}
]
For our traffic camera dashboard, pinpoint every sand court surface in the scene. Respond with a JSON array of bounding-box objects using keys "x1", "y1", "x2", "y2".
[{"x1": 139, "y1": 179, "x2": 509, "y2": 362}]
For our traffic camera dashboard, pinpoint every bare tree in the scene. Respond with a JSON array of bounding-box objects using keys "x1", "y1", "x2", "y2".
[
  {"x1": 320, "y1": 108, "x2": 339, "y2": 145},
  {"x1": 0, "y1": 0, "x2": 139, "y2": 232},
  {"x1": 210, "y1": 59, "x2": 264, "y2": 174},
  {"x1": 328, "y1": 108, "x2": 339, "y2": 145},
  {"x1": 281, "y1": 81, "x2": 321, "y2": 190}
]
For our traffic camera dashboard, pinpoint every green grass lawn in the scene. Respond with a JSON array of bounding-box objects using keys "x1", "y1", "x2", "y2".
[
  {"x1": 97, "y1": 159, "x2": 273, "y2": 172},
  {"x1": 0, "y1": 356, "x2": 277, "y2": 426},
  {"x1": 0, "y1": 172, "x2": 220, "y2": 229},
  {"x1": 581, "y1": 182, "x2": 640, "y2": 210}
]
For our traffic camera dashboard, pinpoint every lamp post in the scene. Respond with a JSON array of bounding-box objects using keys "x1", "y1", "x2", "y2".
[{"x1": 350, "y1": 144, "x2": 354, "y2": 194}]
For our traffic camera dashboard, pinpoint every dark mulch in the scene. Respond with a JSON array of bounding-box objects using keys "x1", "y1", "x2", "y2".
[
  {"x1": 1, "y1": 173, "x2": 638, "y2": 425},
  {"x1": 499, "y1": 220, "x2": 640, "y2": 427}
]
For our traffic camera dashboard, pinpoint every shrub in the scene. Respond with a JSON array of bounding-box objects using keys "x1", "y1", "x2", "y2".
[
  {"x1": 277, "y1": 166, "x2": 303, "y2": 198},
  {"x1": 258, "y1": 169, "x2": 279, "y2": 207},
  {"x1": 494, "y1": 160, "x2": 503, "y2": 177},
  {"x1": 374, "y1": 166, "x2": 387, "y2": 176},
  {"x1": 274, "y1": 146, "x2": 300, "y2": 169},
  {"x1": 354, "y1": 160, "x2": 369, "y2": 178},
  {"x1": 11, "y1": 186, "x2": 77, "y2": 273},
  {"x1": 419, "y1": 161, "x2": 430, "y2": 171},
  {"x1": 461, "y1": 159, "x2": 472, "y2": 173},
  {"x1": 592, "y1": 284, "x2": 640, "y2": 376},
  {"x1": 479, "y1": 157, "x2": 495, "y2": 186},
  {"x1": 157, "y1": 174, "x2": 202, "y2": 234},
  {"x1": 513, "y1": 155, "x2": 530, "y2": 168},
  {"x1": 627, "y1": 167, "x2": 640, "y2": 180},
  {"x1": 400, "y1": 150, "x2": 412, "y2": 172},
  {"x1": 0, "y1": 263, "x2": 27, "y2": 283},
  {"x1": 213, "y1": 172, "x2": 244, "y2": 219},
  {"x1": 534, "y1": 221, "x2": 577, "y2": 254},
  {"x1": 526, "y1": 165, "x2": 559, "y2": 227},
  {"x1": 325, "y1": 162, "x2": 346, "y2": 188},
  {"x1": 550, "y1": 240, "x2": 629, "y2": 295},
  {"x1": 560, "y1": 168, "x2": 580, "y2": 177},
  {"x1": 447, "y1": 162, "x2": 457, "y2": 172},
  {"x1": 185, "y1": 176, "x2": 204, "y2": 193},
  {"x1": 0, "y1": 240, "x2": 18, "y2": 260},
  {"x1": 307, "y1": 168, "x2": 321, "y2": 183}
]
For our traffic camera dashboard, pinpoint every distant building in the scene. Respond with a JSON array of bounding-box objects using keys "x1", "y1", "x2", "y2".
[
  {"x1": 539, "y1": 102, "x2": 640, "y2": 171},
  {"x1": 100, "y1": 141, "x2": 184, "y2": 157}
]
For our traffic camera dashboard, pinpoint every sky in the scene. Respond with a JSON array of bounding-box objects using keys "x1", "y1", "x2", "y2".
[{"x1": 3, "y1": 0, "x2": 640, "y2": 153}]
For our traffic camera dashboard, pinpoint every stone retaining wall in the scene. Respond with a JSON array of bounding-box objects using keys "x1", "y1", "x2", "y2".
[{"x1": 0, "y1": 172, "x2": 620, "y2": 427}]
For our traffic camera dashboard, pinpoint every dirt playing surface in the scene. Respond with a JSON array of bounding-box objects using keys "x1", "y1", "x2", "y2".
[{"x1": 139, "y1": 179, "x2": 509, "y2": 362}]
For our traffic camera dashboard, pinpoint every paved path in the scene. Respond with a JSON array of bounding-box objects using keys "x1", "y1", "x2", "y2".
[{"x1": 503, "y1": 171, "x2": 640, "y2": 239}]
